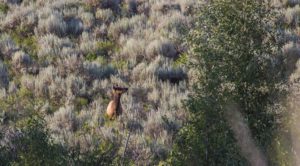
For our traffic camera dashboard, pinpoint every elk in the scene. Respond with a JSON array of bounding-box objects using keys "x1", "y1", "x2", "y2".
[{"x1": 106, "y1": 86, "x2": 128, "y2": 120}]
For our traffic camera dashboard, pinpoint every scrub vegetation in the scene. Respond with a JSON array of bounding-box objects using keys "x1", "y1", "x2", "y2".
[{"x1": 0, "y1": 0, "x2": 300, "y2": 165}]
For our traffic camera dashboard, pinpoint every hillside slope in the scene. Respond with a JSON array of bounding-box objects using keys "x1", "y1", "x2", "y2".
[{"x1": 0, "y1": 0, "x2": 195, "y2": 165}]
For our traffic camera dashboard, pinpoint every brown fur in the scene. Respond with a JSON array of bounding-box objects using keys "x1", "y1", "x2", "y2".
[{"x1": 106, "y1": 86, "x2": 128, "y2": 120}]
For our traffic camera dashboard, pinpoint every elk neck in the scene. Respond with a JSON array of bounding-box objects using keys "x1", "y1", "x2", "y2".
[{"x1": 113, "y1": 93, "x2": 122, "y2": 113}]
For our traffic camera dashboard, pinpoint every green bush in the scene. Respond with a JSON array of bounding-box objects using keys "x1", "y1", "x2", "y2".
[
  {"x1": 169, "y1": 0, "x2": 287, "y2": 165},
  {"x1": 71, "y1": 140, "x2": 121, "y2": 166},
  {"x1": 10, "y1": 115, "x2": 68, "y2": 166},
  {"x1": 96, "y1": 41, "x2": 116, "y2": 56},
  {"x1": 0, "y1": 3, "x2": 9, "y2": 14},
  {"x1": 85, "y1": 41, "x2": 116, "y2": 61},
  {"x1": 173, "y1": 53, "x2": 188, "y2": 67},
  {"x1": 111, "y1": 59, "x2": 128, "y2": 70},
  {"x1": 0, "y1": 115, "x2": 122, "y2": 166},
  {"x1": 86, "y1": 53, "x2": 98, "y2": 61},
  {"x1": 11, "y1": 27, "x2": 38, "y2": 60},
  {"x1": 74, "y1": 97, "x2": 89, "y2": 111}
]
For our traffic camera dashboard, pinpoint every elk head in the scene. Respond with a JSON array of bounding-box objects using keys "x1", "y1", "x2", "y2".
[{"x1": 112, "y1": 86, "x2": 128, "y2": 95}]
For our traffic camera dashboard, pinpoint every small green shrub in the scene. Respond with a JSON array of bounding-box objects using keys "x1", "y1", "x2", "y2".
[
  {"x1": 112, "y1": 59, "x2": 128, "y2": 70},
  {"x1": 85, "y1": 41, "x2": 116, "y2": 61},
  {"x1": 0, "y1": 3, "x2": 9, "y2": 14},
  {"x1": 86, "y1": 53, "x2": 98, "y2": 61},
  {"x1": 96, "y1": 41, "x2": 116, "y2": 56},
  {"x1": 96, "y1": 56, "x2": 107, "y2": 64},
  {"x1": 75, "y1": 97, "x2": 89, "y2": 111},
  {"x1": 173, "y1": 53, "x2": 188, "y2": 67},
  {"x1": 10, "y1": 27, "x2": 38, "y2": 60}
]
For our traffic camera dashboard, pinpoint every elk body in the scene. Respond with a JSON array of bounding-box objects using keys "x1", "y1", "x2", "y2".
[{"x1": 106, "y1": 86, "x2": 128, "y2": 120}]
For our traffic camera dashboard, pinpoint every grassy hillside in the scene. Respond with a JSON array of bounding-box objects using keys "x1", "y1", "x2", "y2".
[
  {"x1": 0, "y1": 0, "x2": 195, "y2": 165},
  {"x1": 1, "y1": 0, "x2": 300, "y2": 165}
]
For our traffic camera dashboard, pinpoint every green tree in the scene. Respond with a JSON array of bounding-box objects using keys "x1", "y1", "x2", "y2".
[
  {"x1": 10, "y1": 115, "x2": 68, "y2": 166},
  {"x1": 0, "y1": 114, "x2": 120, "y2": 166},
  {"x1": 0, "y1": 114, "x2": 68, "y2": 166},
  {"x1": 169, "y1": 0, "x2": 285, "y2": 165}
]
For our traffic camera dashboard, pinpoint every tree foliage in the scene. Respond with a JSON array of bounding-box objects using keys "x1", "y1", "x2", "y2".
[
  {"x1": 0, "y1": 115, "x2": 120, "y2": 166},
  {"x1": 0, "y1": 115, "x2": 68, "y2": 166},
  {"x1": 169, "y1": 0, "x2": 285, "y2": 165}
]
